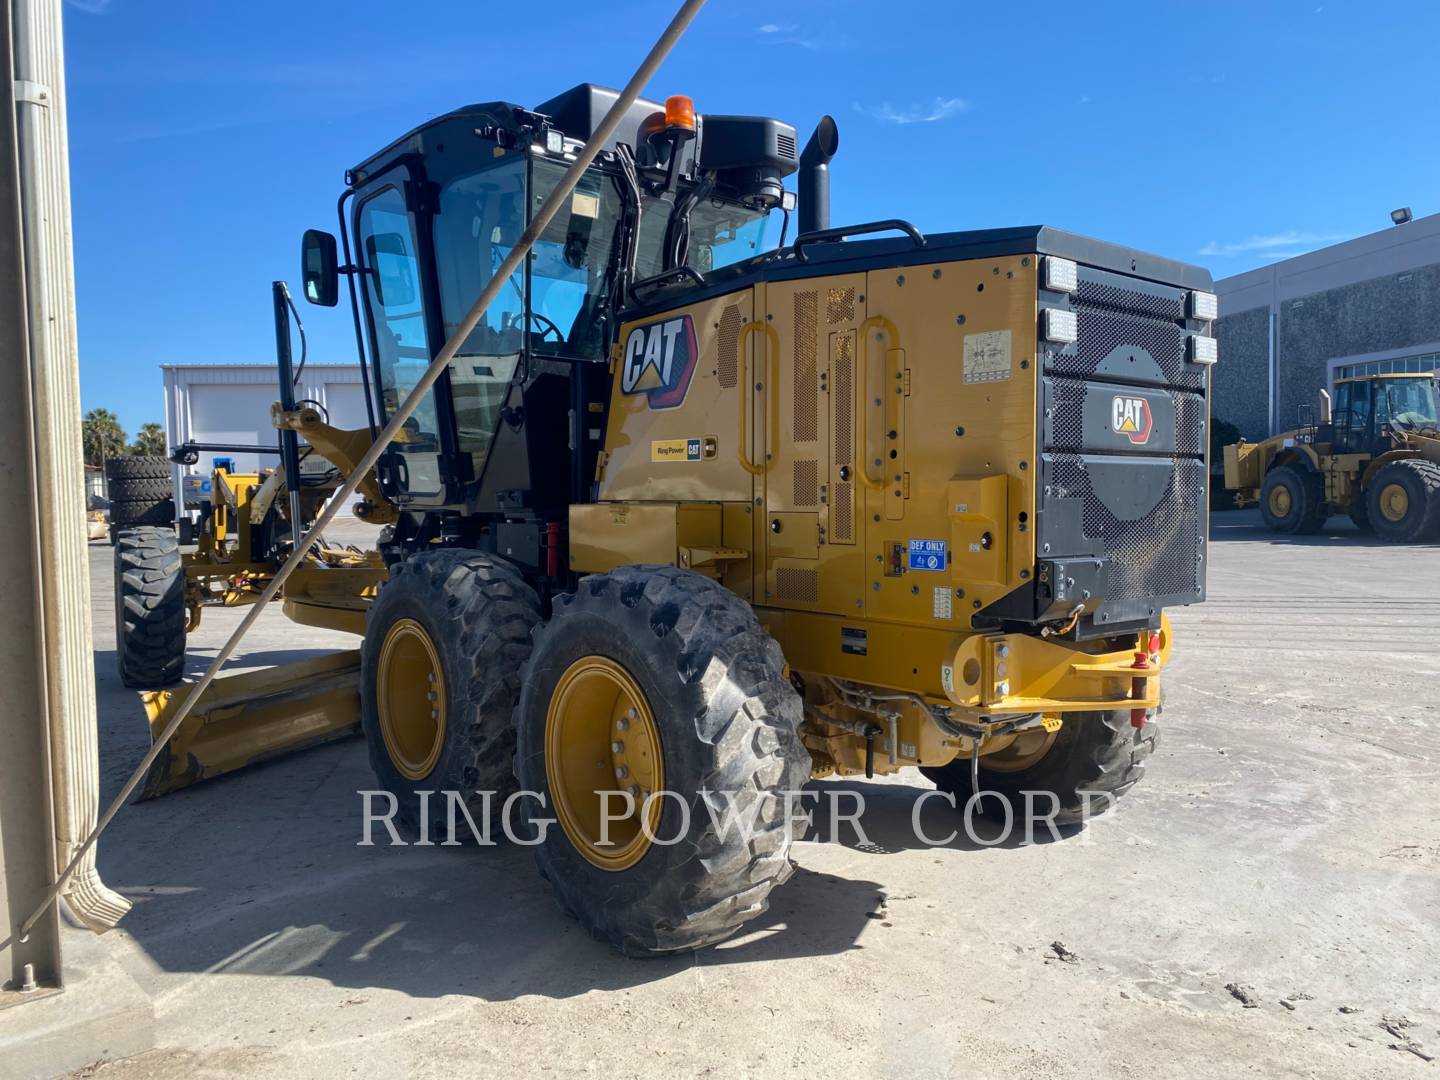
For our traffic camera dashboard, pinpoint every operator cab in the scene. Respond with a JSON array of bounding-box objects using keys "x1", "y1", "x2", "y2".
[
  {"x1": 298, "y1": 85, "x2": 797, "y2": 549},
  {"x1": 1329, "y1": 373, "x2": 1440, "y2": 454}
]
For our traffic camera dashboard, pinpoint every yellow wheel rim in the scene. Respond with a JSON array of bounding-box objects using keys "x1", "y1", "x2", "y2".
[
  {"x1": 1378, "y1": 482, "x2": 1410, "y2": 523},
  {"x1": 1268, "y1": 484, "x2": 1292, "y2": 518},
  {"x1": 377, "y1": 618, "x2": 446, "y2": 781},
  {"x1": 982, "y1": 728, "x2": 1059, "y2": 773},
  {"x1": 545, "y1": 656, "x2": 664, "y2": 872}
]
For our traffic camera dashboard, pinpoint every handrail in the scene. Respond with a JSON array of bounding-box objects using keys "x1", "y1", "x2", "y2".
[
  {"x1": 793, "y1": 219, "x2": 925, "y2": 263},
  {"x1": 855, "y1": 316, "x2": 899, "y2": 490},
  {"x1": 737, "y1": 320, "x2": 781, "y2": 475}
]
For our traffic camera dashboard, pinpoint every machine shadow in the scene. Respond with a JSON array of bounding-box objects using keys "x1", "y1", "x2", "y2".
[
  {"x1": 88, "y1": 742, "x2": 1068, "y2": 1001},
  {"x1": 802, "y1": 777, "x2": 1080, "y2": 855}
]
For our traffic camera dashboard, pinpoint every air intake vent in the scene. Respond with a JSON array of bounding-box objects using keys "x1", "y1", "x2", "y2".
[
  {"x1": 793, "y1": 460, "x2": 818, "y2": 507},
  {"x1": 717, "y1": 304, "x2": 742, "y2": 389},
  {"x1": 775, "y1": 567, "x2": 818, "y2": 602},
  {"x1": 794, "y1": 292, "x2": 818, "y2": 441},
  {"x1": 827, "y1": 287, "x2": 855, "y2": 326},
  {"x1": 831, "y1": 481, "x2": 854, "y2": 543},
  {"x1": 777, "y1": 133, "x2": 798, "y2": 160}
]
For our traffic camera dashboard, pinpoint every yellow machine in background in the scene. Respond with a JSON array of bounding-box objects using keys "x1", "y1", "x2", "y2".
[
  {"x1": 114, "y1": 85, "x2": 1214, "y2": 955},
  {"x1": 1224, "y1": 372, "x2": 1440, "y2": 541}
]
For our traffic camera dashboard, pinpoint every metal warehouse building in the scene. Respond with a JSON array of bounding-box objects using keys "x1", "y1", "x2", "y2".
[{"x1": 1213, "y1": 211, "x2": 1440, "y2": 440}]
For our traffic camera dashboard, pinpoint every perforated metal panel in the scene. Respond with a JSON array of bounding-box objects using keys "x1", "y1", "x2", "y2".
[
  {"x1": 833, "y1": 333, "x2": 853, "y2": 466},
  {"x1": 717, "y1": 304, "x2": 742, "y2": 389},
  {"x1": 775, "y1": 567, "x2": 819, "y2": 602},
  {"x1": 832, "y1": 480, "x2": 854, "y2": 543},
  {"x1": 826, "y1": 287, "x2": 855, "y2": 326},
  {"x1": 793, "y1": 291, "x2": 817, "y2": 442},
  {"x1": 1039, "y1": 268, "x2": 1207, "y2": 619},
  {"x1": 792, "y1": 459, "x2": 818, "y2": 507},
  {"x1": 1053, "y1": 277, "x2": 1203, "y2": 392},
  {"x1": 1048, "y1": 455, "x2": 1204, "y2": 601}
]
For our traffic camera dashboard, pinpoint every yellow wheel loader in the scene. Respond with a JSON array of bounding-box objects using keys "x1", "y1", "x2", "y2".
[
  {"x1": 1223, "y1": 372, "x2": 1440, "y2": 542},
  {"x1": 114, "y1": 85, "x2": 1215, "y2": 954}
]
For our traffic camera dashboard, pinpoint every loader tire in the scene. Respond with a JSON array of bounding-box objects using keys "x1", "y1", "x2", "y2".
[
  {"x1": 1259, "y1": 464, "x2": 1327, "y2": 534},
  {"x1": 920, "y1": 710, "x2": 1158, "y2": 827},
  {"x1": 114, "y1": 526, "x2": 186, "y2": 688},
  {"x1": 106, "y1": 476, "x2": 172, "y2": 503},
  {"x1": 1348, "y1": 494, "x2": 1373, "y2": 533},
  {"x1": 514, "y1": 565, "x2": 810, "y2": 956},
  {"x1": 105, "y1": 455, "x2": 170, "y2": 482},
  {"x1": 1366, "y1": 460, "x2": 1440, "y2": 544},
  {"x1": 360, "y1": 550, "x2": 541, "y2": 834}
]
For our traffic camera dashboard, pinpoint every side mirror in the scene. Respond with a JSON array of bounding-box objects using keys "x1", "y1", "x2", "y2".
[{"x1": 301, "y1": 229, "x2": 339, "y2": 307}]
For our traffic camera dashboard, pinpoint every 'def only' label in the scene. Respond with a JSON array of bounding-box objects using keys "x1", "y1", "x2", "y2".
[{"x1": 908, "y1": 539, "x2": 947, "y2": 571}]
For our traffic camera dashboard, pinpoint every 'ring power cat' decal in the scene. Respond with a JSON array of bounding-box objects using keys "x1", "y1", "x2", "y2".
[{"x1": 620, "y1": 315, "x2": 698, "y2": 410}]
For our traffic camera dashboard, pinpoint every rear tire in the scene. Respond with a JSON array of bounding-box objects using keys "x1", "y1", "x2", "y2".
[
  {"x1": 920, "y1": 710, "x2": 1158, "y2": 827},
  {"x1": 114, "y1": 526, "x2": 186, "y2": 688},
  {"x1": 359, "y1": 550, "x2": 542, "y2": 833},
  {"x1": 514, "y1": 565, "x2": 809, "y2": 956},
  {"x1": 1366, "y1": 459, "x2": 1440, "y2": 543},
  {"x1": 1259, "y1": 464, "x2": 1327, "y2": 534}
]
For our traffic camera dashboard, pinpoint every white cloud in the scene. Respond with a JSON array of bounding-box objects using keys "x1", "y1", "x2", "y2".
[
  {"x1": 1197, "y1": 231, "x2": 1350, "y2": 258},
  {"x1": 757, "y1": 23, "x2": 797, "y2": 34},
  {"x1": 853, "y1": 96, "x2": 968, "y2": 125},
  {"x1": 65, "y1": 0, "x2": 113, "y2": 12}
]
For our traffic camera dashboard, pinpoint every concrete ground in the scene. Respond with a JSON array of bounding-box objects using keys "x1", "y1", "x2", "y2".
[{"x1": 26, "y1": 510, "x2": 1440, "y2": 1076}]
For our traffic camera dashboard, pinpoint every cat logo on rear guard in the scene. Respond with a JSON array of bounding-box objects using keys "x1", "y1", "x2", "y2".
[
  {"x1": 1112, "y1": 394, "x2": 1153, "y2": 445},
  {"x1": 621, "y1": 315, "x2": 698, "y2": 410}
]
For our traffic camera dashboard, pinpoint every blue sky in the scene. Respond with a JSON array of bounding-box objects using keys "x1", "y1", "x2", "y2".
[{"x1": 64, "y1": 0, "x2": 1438, "y2": 434}]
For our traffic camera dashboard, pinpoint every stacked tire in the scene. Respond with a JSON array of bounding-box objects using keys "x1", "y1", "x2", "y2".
[{"x1": 104, "y1": 455, "x2": 174, "y2": 544}]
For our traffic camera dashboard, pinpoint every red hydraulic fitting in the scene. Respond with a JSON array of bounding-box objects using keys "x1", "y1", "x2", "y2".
[{"x1": 1130, "y1": 632, "x2": 1160, "y2": 728}]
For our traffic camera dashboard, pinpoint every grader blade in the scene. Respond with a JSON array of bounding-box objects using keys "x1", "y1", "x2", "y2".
[{"x1": 138, "y1": 650, "x2": 362, "y2": 799}]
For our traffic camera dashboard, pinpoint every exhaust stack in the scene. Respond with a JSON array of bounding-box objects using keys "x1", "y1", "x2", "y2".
[{"x1": 798, "y1": 115, "x2": 839, "y2": 235}]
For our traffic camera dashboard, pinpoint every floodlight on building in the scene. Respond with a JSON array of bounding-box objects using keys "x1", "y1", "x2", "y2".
[{"x1": 1390, "y1": 207, "x2": 1413, "y2": 226}]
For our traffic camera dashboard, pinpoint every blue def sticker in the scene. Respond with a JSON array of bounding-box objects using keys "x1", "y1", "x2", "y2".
[{"x1": 908, "y1": 539, "x2": 947, "y2": 571}]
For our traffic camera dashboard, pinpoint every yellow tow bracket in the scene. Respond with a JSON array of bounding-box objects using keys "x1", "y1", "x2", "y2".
[{"x1": 138, "y1": 650, "x2": 362, "y2": 799}]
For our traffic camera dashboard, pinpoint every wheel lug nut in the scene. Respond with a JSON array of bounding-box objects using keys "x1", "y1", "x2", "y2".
[
  {"x1": 616, "y1": 718, "x2": 629, "y2": 731},
  {"x1": 615, "y1": 766, "x2": 629, "y2": 779},
  {"x1": 628, "y1": 785, "x2": 639, "y2": 797},
  {"x1": 611, "y1": 741, "x2": 624, "y2": 753},
  {"x1": 624, "y1": 708, "x2": 637, "y2": 720}
]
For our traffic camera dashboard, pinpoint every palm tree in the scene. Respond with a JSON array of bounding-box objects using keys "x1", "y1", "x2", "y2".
[
  {"x1": 131, "y1": 422, "x2": 167, "y2": 456},
  {"x1": 82, "y1": 408, "x2": 128, "y2": 466}
]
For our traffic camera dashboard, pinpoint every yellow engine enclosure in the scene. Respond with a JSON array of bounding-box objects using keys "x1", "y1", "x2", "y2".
[{"x1": 571, "y1": 252, "x2": 1161, "y2": 775}]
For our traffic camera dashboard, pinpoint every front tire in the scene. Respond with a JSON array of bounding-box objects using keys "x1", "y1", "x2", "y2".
[
  {"x1": 1259, "y1": 464, "x2": 1327, "y2": 534},
  {"x1": 1366, "y1": 460, "x2": 1440, "y2": 543},
  {"x1": 360, "y1": 550, "x2": 541, "y2": 833},
  {"x1": 514, "y1": 566, "x2": 809, "y2": 956},
  {"x1": 920, "y1": 710, "x2": 1158, "y2": 827}
]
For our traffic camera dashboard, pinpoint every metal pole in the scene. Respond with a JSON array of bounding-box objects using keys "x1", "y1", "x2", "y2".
[{"x1": 17, "y1": 0, "x2": 708, "y2": 942}]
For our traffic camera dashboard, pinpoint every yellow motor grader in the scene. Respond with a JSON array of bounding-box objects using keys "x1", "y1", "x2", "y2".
[
  {"x1": 115, "y1": 84, "x2": 1215, "y2": 954},
  {"x1": 1223, "y1": 372, "x2": 1440, "y2": 542}
]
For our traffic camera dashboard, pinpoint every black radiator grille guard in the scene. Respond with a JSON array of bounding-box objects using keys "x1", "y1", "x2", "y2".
[{"x1": 1037, "y1": 267, "x2": 1208, "y2": 629}]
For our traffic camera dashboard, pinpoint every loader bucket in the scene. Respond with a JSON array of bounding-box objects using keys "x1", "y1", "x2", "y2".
[{"x1": 138, "y1": 650, "x2": 362, "y2": 799}]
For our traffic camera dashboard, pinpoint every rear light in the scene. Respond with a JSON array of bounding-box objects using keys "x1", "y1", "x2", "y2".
[
  {"x1": 1187, "y1": 334, "x2": 1218, "y2": 366},
  {"x1": 1042, "y1": 308, "x2": 1078, "y2": 344},
  {"x1": 1043, "y1": 257, "x2": 1078, "y2": 293},
  {"x1": 1189, "y1": 290, "x2": 1218, "y2": 321}
]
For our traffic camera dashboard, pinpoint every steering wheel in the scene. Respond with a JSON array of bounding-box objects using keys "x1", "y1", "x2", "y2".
[{"x1": 528, "y1": 312, "x2": 564, "y2": 344}]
